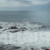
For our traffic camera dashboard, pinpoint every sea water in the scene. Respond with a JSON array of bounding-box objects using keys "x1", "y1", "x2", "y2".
[
  {"x1": 0, "y1": 11, "x2": 50, "y2": 26},
  {"x1": 0, "y1": 11, "x2": 50, "y2": 50}
]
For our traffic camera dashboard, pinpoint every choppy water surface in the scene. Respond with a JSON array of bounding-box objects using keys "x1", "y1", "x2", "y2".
[
  {"x1": 0, "y1": 11, "x2": 50, "y2": 50},
  {"x1": 0, "y1": 11, "x2": 50, "y2": 26}
]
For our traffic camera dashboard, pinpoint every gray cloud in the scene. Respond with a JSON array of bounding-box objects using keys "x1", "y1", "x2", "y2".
[
  {"x1": 7, "y1": 0, "x2": 50, "y2": 5},
  {"x1": 0, "y1": 0, "x2": 50, "y2": 11}
]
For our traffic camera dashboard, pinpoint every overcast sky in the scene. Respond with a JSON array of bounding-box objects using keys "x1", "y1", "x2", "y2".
[{"x1": 0, "y1": 0, "x2": 50, "y2": 11}]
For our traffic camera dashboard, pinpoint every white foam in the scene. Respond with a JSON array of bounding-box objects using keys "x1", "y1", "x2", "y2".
[
  {"x1": 0, "y1": 22, "x2": 49, "y2": 48},
  {"x1": 0, "y1": 22, "x2": 46, "y2": 31}
]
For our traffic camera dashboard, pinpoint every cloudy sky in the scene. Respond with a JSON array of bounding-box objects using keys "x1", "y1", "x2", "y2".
[{"x1": 0, "y1": 0, "x2": 50, "y2": 11}]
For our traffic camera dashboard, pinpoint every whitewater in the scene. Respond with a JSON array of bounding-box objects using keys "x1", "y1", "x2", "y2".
[{"x1": 0, "y1": 22, "x2": 50, "y2": 50}]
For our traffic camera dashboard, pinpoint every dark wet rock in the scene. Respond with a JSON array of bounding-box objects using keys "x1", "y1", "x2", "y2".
[
  {"x1": 41, "y1": 47, "x2": 50, "y2": 50},
  {"x1": 5, "y1": 46, "x2": 21, "y2": 50},
  {"x1": 13, "y1": 46, "x2": 21, "y2": 49},
  {"x1": 0, "y1": 26, "x2": 2, "y2": 29},
  {"x1": 41, "y1": 47, "x2": 47, "y2": 49},
  {"x1": 8, "y1": 26, "x2": 18, "y2": 29},
  {"x1": 31, "y1": 48, "x2": 34, "y2": 50},
  {"x1": 2, "y1": 29, "x2": 8, "y2": 31},
  {"x1": 0, "y1": 44, "x2": 6, "y2": 50},
  {"x1": 45, "y1": 49, "x2": 50, "y2": 50},
  {"x1": 0, "y1": 47, "x2": 5, "y2": 50},
  {"x1": 41, "y1": 26, "x2": 46, "y2": 28},
  {"x1": 10, "y1": 30, "x2": 20, "y2": 33},
  {"x1": 38, "y1": 25, "x2": 47, "y2": 30},
  {"x1": 20, "y1": 27, "x2": 27, "y2": 31},
  {"x1": 0, "y1": 44, "x2": 11, "y2": 49},
  {"x1": 0, "y1": 44, "x2": 21, "y2": 50}
]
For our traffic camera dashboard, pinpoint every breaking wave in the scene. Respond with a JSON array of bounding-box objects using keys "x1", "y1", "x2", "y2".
[{"x1": 0, "y1": 22, "x2": 50, "y2": 50}]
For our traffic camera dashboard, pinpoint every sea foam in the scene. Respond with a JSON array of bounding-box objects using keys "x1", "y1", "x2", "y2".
[{"x1": 0, "y1": 22, "x2": 50, "y2": 50}]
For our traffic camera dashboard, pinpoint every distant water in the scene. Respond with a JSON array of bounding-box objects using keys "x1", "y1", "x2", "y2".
[{"x1": 0, "y1": 11, "x2": 50, "y2": 27}]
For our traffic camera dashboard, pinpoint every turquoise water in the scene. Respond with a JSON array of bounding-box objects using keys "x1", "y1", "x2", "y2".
[{"x1": 0, "y1": 11, "x2": 50, "y2": 26}]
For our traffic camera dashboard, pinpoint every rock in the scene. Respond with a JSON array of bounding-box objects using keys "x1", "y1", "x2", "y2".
[
  {"x1": 0, "y1": 47, "x2": 5, "y2": 50},
  {"x1": 10, "y1": 30, "x2": 20, "y2": 33},
  {"x1": 8, "y1": 26, "x2": 18, "y2": 29},
  {"x1": 2, "y1": 29, "x2": 8, "y2": 31},
  {"x1": 31, "y1": 48, "x2": 34, "y2": 50},
  {"x1": 0, "y1": 44, "x2": 21, "y2": 50},
  {"x1": 20, "y1": 27, "x2": 27, "y2": 31},
  {"x1": 0, "y1": 26, "x2": 2, "y2": 29},
  {"x1": 0, "y1": 44, "x2": 6, "y2": 50},
  {"x1": 41, "y1": 26, "x2": 46, "y2": 28},
  {"x1": 6, "y1": 45, "x2": 21, "y2": 50},
  {"x1": 0, "y1": 44, "x2": 11, "y2": 49},
  {"x1": 13, "y1": 46, "x2": 21, "y2": 49},
  {"x1": 9, "y1": 47, "x2": 21, "y2": 50},
  {"x1": 41, "y1": 47, "x2": 50, "y2": 50},
  {"x1": 41, "y1": 47, "x2": 47, "y2": 49},
  {"x1": 6, "y1": 46, "x2": 21, "y2": 50},
  {"x1": 45, "y1": 49, "x2": 50, "y2": 50}
]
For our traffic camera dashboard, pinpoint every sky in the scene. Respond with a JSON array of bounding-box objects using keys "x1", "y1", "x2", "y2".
[{"x1": 0, "y1": 0, "x2": 50, "y2": 11}]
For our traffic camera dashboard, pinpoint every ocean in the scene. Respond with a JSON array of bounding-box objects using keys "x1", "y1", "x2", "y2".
[
  {"x1": 0, "y1": 11, "x2": 50, "y2": 50},
  {"x1": 0, "y1": 11, "x2": 50, "y2": 26}
]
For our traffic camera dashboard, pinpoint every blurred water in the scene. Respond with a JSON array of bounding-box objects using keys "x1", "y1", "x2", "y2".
[
  {"x1": 0, "y1": 11, "x2": 50, "y2": 50},
  {"x1": 0, "y1": 11, "x2": 50, "y2": 26}
]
